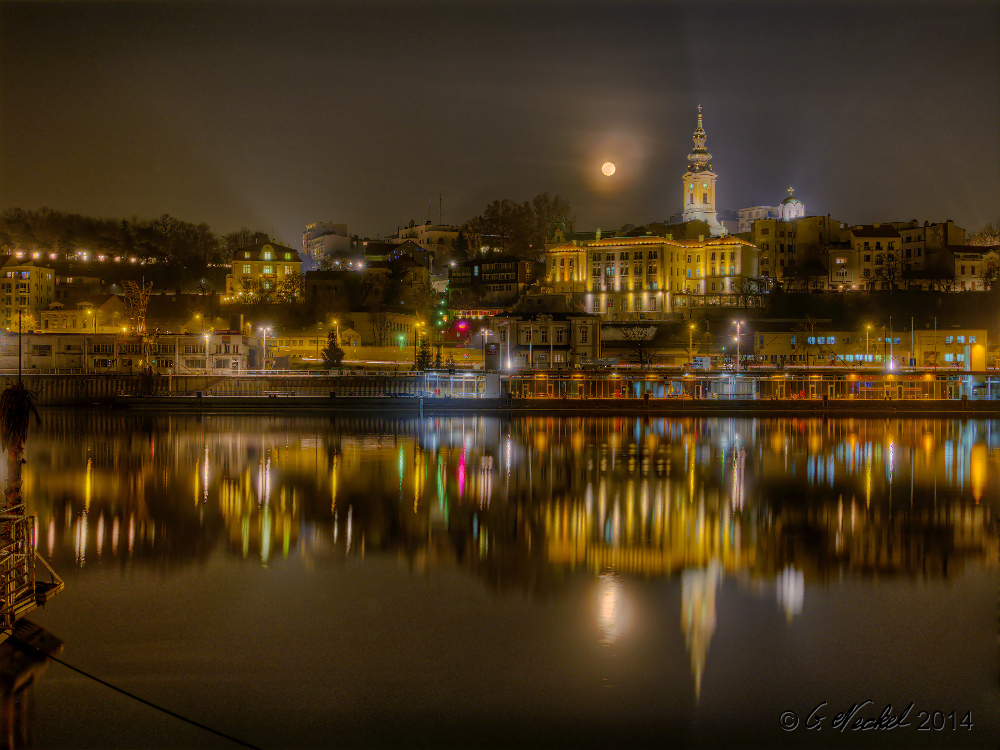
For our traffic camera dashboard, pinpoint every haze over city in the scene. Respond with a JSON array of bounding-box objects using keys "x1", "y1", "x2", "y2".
[{"x1": 2, "y1": 0, "x2": 997, "y2": 243}]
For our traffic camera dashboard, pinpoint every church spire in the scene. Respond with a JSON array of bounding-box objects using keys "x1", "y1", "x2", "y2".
[{"x1": 687, "y1": 105, "x2": 712, "y2": 172}]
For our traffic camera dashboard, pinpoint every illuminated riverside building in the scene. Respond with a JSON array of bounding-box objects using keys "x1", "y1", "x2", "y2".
[
  {"x1": 542, "y1": 235, "x2": 759, "y2": 320},
  {"x1": 752, "y1": 326, "x2": 988, "y2": 368}
]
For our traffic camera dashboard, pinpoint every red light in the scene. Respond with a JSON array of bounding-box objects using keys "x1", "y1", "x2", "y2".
[{"x1": 457, "y1": 321, "x2": 468, "y2": 330}]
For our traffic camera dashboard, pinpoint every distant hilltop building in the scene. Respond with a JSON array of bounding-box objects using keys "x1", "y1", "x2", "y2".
[
  {"x1": 680, "y1": 106, "x2": 726, "y2": 237},
  {"x1": 302, "y1": 222, "x2": 351, "y2": 266},
  {"x1": 738, "y1": 188, "x2": 807, "y2": 233}
]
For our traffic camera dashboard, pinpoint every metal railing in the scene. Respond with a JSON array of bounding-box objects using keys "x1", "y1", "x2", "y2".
[{"x1": 0, "y1": 511, "x2": 35, "y2": 629}]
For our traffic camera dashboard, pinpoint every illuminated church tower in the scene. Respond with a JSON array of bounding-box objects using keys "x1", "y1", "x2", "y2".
[{"x1": 681, "y1": 106, "x2": 726, "y2": 236}]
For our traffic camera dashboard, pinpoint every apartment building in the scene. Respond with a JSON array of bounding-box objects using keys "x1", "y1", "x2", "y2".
[
  {"x1": 752, "y1": 215, "x2": 846, "y2": 281},
  {"x1": 0, "y1": 257, "x2": 56, "y2": 329},
  {"x1": 449, "y1": 255, "x2": 543, "y2": 305}
]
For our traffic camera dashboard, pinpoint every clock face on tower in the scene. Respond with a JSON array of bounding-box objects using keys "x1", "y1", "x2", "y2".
[
  {"x1": 689, "y1": 183, "x2": 694, "y2": 189},
  {"x1": 702, "y1": 183, "x2": 708, "y2": 189}
]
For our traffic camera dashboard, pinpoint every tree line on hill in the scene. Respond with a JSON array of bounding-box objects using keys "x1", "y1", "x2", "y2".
[
  {"x1": 456, "y1": 192, "x2": 574, "y2": 261},
  {"x1": 0, "y1": 207, "x2": 267, "y2": 266}
]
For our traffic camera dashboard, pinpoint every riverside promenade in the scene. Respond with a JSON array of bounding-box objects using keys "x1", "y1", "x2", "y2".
[{"x1": 13, "y1": 369, "x2": 1000, "y2": 417}]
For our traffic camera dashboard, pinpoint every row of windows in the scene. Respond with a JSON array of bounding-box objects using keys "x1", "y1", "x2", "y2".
[
  {"x1": 499, "y1": 327, "x2": 590, "y2": 344},
  {"x1": 240, "y1": 264, "x2": 296, "y2": 275},
  {"x1": 764, "y1": 334, "x2": 977, "y2": 347}
]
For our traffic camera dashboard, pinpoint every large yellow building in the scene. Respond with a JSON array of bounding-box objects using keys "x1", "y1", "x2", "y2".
[{"x1": 543, "y1": 234, "x2": 759, "y2": 320}]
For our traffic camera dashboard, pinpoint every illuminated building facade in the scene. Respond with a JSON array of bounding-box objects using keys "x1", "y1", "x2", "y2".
[
  {"x1": 753, "y1": 326, "x2": 987, "y2": 368},
  {"x1": 224, "y1": 241, "x2": 303, "y2": 301},
  {"x1": 577, "y1": 235, "x2": 759, "y2": 319},
  {"x1": 0, "y1": 257, "x2": 55, "y2": 330}
]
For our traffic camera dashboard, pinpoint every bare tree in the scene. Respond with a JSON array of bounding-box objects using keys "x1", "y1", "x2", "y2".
[
  {"x1": 968, "y1": 222, "x2": 999, "y2": 247},
  {"x1": 370, "y1": 312, "x2": 391, "y2": 347},
  {"x1": 734, "y1": 276, "x2": 766, "y2": 309},
  {"x1": 618, "y1": 316, "x2": 657, "y2": 367}
]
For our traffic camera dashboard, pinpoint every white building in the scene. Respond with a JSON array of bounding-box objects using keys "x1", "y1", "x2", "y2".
[
  {"x1": 737, "y1": 188, "x2": 807, "y2": 232},
  {"x1": 302, "y1": 222, "x2": 351, "y2": 266}
]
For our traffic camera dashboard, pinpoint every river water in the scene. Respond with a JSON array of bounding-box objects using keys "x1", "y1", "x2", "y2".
[{"x1": 13, "y1": 411, "x2": 1000, "y2": 748}]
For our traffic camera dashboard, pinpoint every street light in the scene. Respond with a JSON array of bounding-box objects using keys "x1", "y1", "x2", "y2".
[
  {"x1": 481, "y1": 328, "x2": 492, "y2": 370},
  {"x1": 258, "y1": 325, "x2": 272, "y2": 370},
  {"x1": 413, "y1": 321, "x2": 425, "y2": 368},
  {"x1": 688, "y1": 322, "x2": 697, "y2": 367},
  {"x1": 203, "y1": 332, "x2": 210, "y2": 371},
  {"x1": 733, "y1": 320, "x2": 744, "y2": 372}
]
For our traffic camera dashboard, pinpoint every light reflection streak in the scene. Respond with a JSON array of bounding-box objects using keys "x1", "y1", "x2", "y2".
[{"x1": 597, "y1": 572, "x2": 624, "y2": 646}]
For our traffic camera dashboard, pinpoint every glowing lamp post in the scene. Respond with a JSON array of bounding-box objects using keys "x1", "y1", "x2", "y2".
[
  {"x1": 733, "y1": 320, "x2": 744, "y2": 372},
  {"x1": 258, "y1": 325, "x2": 272, "y2": 370}
]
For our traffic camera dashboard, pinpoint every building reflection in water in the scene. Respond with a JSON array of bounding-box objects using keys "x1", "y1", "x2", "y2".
[{"x1": 13, "y1": 412, "x2": 1000, "y2": 696}]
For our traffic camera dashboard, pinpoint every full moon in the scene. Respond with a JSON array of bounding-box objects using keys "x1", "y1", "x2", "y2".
[{"x1": 601, "y1": 161, "x2": 616, "y2": 176}]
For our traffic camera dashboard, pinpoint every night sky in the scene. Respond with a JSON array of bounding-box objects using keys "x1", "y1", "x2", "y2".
[{"x1": 2, "y1": 0, "x2": 997, "y2": 245}]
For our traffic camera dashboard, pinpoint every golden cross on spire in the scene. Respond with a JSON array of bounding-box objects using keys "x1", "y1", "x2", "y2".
[{"x1": 788, "y1": 186, "x2": 794, "y2": 196}]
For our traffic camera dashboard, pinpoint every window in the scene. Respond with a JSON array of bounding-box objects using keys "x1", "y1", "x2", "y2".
[
  {"x1": 970, "y1": 336, "x2": 977, "y2": 343},
  {"x1": 702, "y1": 192, "x2": 708, "y2": 204},
  {"x1": 580, "y1": 327, "x2": 588, "y2": 343},
  {"x1": 263, "y1": 265, "x2": 275, "y2": 275},
  {"x1": 556, "y1": 330, "x2": 563, "y2": 343},
  {"x1": 957, "y1": 336, "x2": 965, "y2": 344},
  {"x1": 945, "y1": 336, "x2": 954, "y2": 344},
  {"x1": 540, "y1": 329, "x2": 547, "y2": 343},
  {"x1": 215, "y1": 359, "x2": 229, "y2": 369},
  {"x1": 242, "y1": 264, "x2": 251, "y2": 274}
]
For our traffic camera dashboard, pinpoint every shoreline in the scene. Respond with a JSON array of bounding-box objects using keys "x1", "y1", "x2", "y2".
[{"x1": 66, "y1": 394, "x2": 1000, "y2": 418}]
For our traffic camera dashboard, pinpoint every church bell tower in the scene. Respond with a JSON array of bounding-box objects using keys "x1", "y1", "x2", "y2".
[{"x1": 681, "y1": 106, "x2": 725, "y2": 236}]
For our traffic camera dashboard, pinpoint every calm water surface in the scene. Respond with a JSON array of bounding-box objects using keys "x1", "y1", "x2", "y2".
[{"x1": 14, "y1": 411, "x2": 1000, "y2": 748}]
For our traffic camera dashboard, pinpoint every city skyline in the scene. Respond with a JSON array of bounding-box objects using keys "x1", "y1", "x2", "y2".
[{"x1": 1, "y1": 0, "x2": 997, "y2": 245}]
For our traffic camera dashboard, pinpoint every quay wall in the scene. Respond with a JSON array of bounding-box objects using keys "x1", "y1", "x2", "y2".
[{"x1": 10, "y1": 373, "x2": 1000, "y2": 416}]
